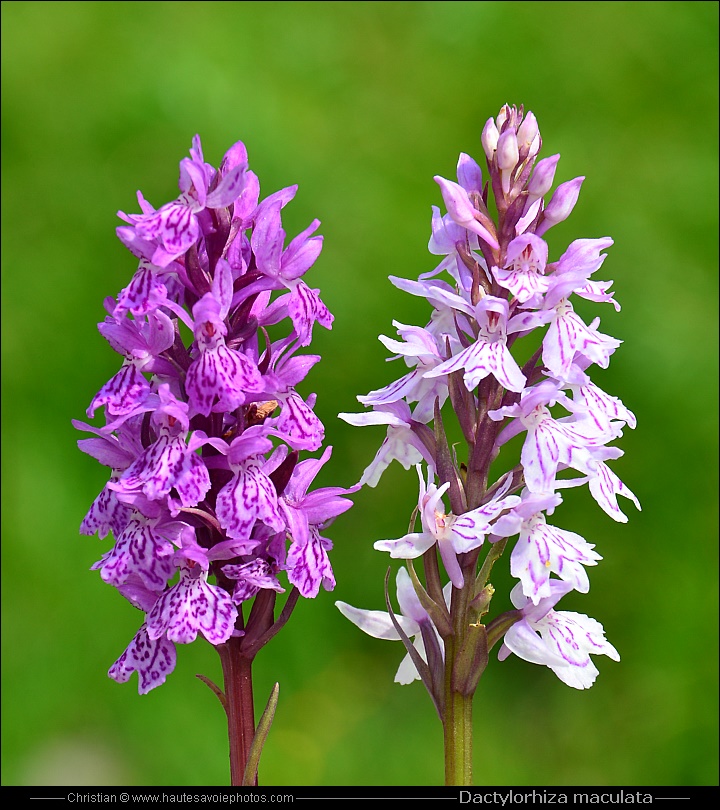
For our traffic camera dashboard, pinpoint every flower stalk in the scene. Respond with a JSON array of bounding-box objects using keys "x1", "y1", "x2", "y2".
[
  {"x1": 218, "y1": 640, "x2": 257, "y2": 786},
  {"x1": 444, "y1": 658, "x2": 473, "y2": 786}
]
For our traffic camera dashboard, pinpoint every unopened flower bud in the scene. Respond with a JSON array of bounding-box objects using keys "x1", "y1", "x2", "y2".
[
  {"x1": 527, "y1": 154, "x2": 560, "y2": 199},
  {"x1": 496, "y1": 104, "x2": 511, "y2": 129},
  {"x1": 517, "y1": 111, "x2": 539, "y2": 154},
  {"x1": 481, "y1": 117, "x2": 499, "y2": 161},
  {"x1": 457, "y1": 152, "x2": 483, "y2": 194},
  {"x1": 497, "y1": 128, "x2": 519, "y2": 196},
  {"x1": 536, "y1": 176, "x2": 585, "y2": 236},
  {"x1": 496, "y1": 128, "x2": 519, "y2": 172}
]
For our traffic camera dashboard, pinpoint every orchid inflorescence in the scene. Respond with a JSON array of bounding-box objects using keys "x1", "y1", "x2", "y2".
[
  {"x1": 336, "y1": 103, "x2": 639, "y2": 761},
  {"x1": 74, "y1": 136, "x2": 355, "y2": 699}
]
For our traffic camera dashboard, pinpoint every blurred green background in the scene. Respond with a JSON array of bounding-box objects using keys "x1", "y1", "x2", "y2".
[{"x1": 2, "y1": 0, "x2": 717, "y2": 788}]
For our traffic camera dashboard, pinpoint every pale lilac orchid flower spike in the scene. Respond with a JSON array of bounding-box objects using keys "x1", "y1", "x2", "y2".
[{"x1": 337, "y1": 104, "x2": 637, "y2": 786}]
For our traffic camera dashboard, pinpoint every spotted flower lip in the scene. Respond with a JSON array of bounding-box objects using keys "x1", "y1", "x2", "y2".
[
  {"x1": 108, "y1": 620, "x2": 177, "y2": 695},
  {"x1": 507, "y1": 506, "x2": 602, "y2": 604},
  {"x1": 423, "y1": 296, "x2": 527, "y2": 394},
  {"x1": 215, "y1": 447, "x2": 285, "y2": 547},
  {"x1": 145, "y1": 562, "x2": 238, "y2": 646},
  {"x1": 87, "y1": 310, "x2": 176, "y2": 419},
  {"x1": 185, "y1": 268, "x2": 264, "y2": 417},
  {"x1": 76, "y1": 134, "x2": 354, "y2": 695},
  {"x1": 222, "y1": 558, "x2": 285, "y2": 605},
  {"x1": 498, "y1": 582, "x2": 620, "y2": 690}
]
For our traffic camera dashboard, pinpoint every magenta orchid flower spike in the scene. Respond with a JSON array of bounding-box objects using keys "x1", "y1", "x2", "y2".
[
  {"x1": 336, "y1": 105, "x2": 638, "y2": 786},
  {"x1": 75, "y1": 136, "x2": 356, "y2": 786}
]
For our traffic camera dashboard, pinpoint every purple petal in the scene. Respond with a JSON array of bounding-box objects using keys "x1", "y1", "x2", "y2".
[
  {"x1": 97, "y1": 517, "x2": 176, "y2": 590},
  {"x1": 227, "y1": 428, "x2": 274, "y2": 465},
  {"x1": 274, "y1": 391, "x2": 325, "y2": 450},
  {"x1": 434, "y1": 176, "x2": 499, "y2": 249},
  {"x1": 206, "y1": 163, "x2": 247, "y2": 208},
  {"x1": 113, "y1": 262, "x2": 169, "y2": 318},
  {"x1": 287, "y1": 280, "x2": 333, "y2": 346},
  {"x1": 146, "y1": 572, "x2": 237, "y2": 645},
  {"x1": 457, "y1": 152, "x2": 483, "y2": 193},
  {"x1": 75, "y1": 433, "x2": 136, "y2": 470},
  {"x1": 114, "y1": 434, "x2": 186, "y2": 501},
  {"x1": 87, "y1": 364, "x2": 150, "y2": 418},
  {"x1": 300, "y1": 489, "x2": 355, "y2": 525},
  {"x1": 221, "y1": 141, "x2": 248, "y2": 173},
  {"x1": 173, "y1": 452, "x2": 211, "y2": 508},
  {"x1": 186, "y1": 344, "x2": 262, "y2": 417},
  {"x1": 286, "y1": 529, "x2": 334, "y2": 598},
  {"x1": 80, "y1": 482, "x2": 133, "y2": 538},
  {"x1": 251, "y1": 199, "x2": 285, "y2": 277},
  {"x1": 109, "y1": 623, "x2": 177, "y2": 694},
  {"x1": 216, "y1": 465, "x2": 285, "y2": 544},
  {"x1": 281, "y1": 221, "x2": 323, "y2": 280}
]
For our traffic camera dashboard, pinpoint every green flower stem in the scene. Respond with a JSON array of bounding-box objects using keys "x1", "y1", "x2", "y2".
[
  {"x1": 443, "y1": 632, "x2": 474, "y2": 785},
  {"x1": 444, "y1": 566, "x2": 476, "y2": 786}
]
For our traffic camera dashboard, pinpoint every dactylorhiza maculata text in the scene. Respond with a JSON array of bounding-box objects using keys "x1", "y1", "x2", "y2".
[
  {"x1": 74, "y1": 136, "x2": 356, "y2": 785},
  {"x1": 336, "y1": 104, "x2": 639, "y2": 786}
]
